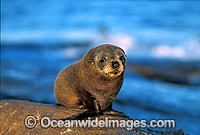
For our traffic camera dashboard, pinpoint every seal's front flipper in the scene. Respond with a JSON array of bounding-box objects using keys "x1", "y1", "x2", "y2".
[{"x1": 60, "y1": 110, "x2": 102, "y2": 120}]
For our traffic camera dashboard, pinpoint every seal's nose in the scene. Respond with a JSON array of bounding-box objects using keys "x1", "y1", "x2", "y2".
[{"x1": 112, "y1": 61, "x2": 119, "y2": 68}]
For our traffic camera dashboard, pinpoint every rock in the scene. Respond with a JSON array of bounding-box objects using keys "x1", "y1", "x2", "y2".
[
  {"x1": 0, "y1": 100, "x2": 188, "y2": 135},
  {"x1": 128, "y1": 58, "x2": 200, "y2": 85}
]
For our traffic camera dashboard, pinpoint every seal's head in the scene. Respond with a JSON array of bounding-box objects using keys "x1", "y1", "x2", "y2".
[{"x1": 84, "y1": 44, "x2": 127, "y2": 78}]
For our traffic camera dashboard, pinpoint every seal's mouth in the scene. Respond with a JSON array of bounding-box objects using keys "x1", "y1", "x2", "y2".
[
  {"x1": 100, "y1": 66, "x2": 124, "y2": 77},
  {"x1": 109, "y1": 69, "x2": 122, "y2": 76},
  {"x1": 112, "y1": 70, "x2": 119, "y2": 75},
  {"x1": 114, "y1": 72, "x2": 118, "y2": 75}
]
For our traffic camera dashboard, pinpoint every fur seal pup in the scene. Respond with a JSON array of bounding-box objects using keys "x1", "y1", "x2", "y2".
[{"x1": 54, "y1": 44, "x2": 127, "y2": 119}]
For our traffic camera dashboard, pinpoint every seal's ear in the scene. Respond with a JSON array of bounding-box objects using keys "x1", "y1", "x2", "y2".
[
  {"x1": 82, "y1": 47, "x2": 95, "y2": 64},
  {"x1": 86, "y1": 47, "x2": 95, "y2": 63}
]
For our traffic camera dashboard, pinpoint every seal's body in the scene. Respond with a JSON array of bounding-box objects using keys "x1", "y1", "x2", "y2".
[{"x1": 54, "y1": 44, "x2": 126, "y2": 114}]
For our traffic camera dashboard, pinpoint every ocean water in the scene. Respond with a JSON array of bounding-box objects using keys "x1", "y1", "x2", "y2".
[
  {"x1": 1, "y1": 1, "x2": 200, "y2": 134},
  {"x1": 2, "y1": 1, "x2": 200, "y2": 60}
]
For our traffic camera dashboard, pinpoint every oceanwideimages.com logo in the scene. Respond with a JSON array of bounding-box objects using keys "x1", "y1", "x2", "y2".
[{"x1": 25, "y1": 115, "x2": 176, "y2": 130}]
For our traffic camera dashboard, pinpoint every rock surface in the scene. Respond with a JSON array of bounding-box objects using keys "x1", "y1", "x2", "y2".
[
  {"x1": 128, "y1": 58, "x2": 200, "y2": 85},
  {"x1": 0, "y1": 100, "x2": 188, "y2": 135}
]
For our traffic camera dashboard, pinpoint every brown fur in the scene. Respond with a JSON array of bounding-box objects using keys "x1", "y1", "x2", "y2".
[{"x1": 54, "y1": 44, "x2": 126, "y2": 113}]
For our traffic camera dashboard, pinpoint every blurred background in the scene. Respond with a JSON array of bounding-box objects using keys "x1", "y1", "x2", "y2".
[{"x1": 1, "y1": 1, "x2": 200, "y2": 134}]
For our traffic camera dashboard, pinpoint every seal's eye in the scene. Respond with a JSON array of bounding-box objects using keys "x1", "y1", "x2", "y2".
[
  {"x1": 100, "y1": 58, "x2": 106, "y2": 63},
  {"x1": 120, "y1": 56, "x2": 125, "y2": 63}
]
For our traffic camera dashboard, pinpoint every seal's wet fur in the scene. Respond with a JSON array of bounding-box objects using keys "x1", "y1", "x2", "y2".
[{"x1": 54, "y1": 44, "x2": 127, "y2": 119}]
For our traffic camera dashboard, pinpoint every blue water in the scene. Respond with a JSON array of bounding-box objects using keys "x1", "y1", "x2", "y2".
[
  {"x1": 1, "y1": 1, "x2": 200, "y2": 135},
  {"x1": 2, "y1": 1, "x2": 200, "y2": 60}
]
